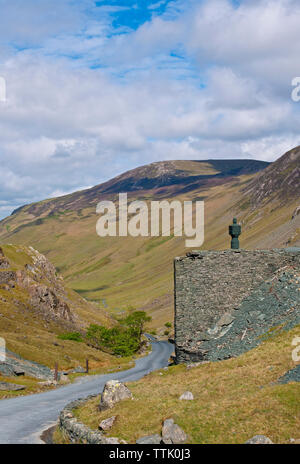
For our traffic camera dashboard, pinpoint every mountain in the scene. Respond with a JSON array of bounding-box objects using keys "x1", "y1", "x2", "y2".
[
  {"x1": 243, "y1": 145, "x2": 300, "y2": 206},
  {"x1": 0, "y1": 151, "x2": 299, "y2": 333},
  {"x1": 9, "y1": 159, "x2": 268, "y2": 219}
]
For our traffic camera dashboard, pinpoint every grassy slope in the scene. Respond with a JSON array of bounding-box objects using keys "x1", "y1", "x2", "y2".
[
  {"x1": 0, "y1": 167, "x2": 299, "y2": 332},
  {"x1": 70, "y1": 324, "x2": 300, "y2": 444},
  {"x1": 0, "y1": 245, "x2": 132, "y2": 373}
]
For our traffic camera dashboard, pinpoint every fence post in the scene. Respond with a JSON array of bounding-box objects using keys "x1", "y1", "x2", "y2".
[{"x1": 54, "y1": 362, "x2": 58, "y2": 382}]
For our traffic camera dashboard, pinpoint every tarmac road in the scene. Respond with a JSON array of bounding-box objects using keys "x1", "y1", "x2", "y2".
[{"x1": 0, "y1": 337, "x2": 173, "y2": 444}]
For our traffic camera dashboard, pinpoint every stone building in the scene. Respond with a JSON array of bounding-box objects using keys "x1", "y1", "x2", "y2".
[{"x1": 174, "y1": 248, "x2": 300, "y2": 364}]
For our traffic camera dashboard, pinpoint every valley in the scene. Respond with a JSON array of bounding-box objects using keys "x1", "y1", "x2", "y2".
[{"x1": 0, "y1": 148, "x2": 299, "y2": 333}]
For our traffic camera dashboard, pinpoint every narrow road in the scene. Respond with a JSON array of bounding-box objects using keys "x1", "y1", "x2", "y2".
[{"x1": 0, "y1": 338, "x2": 173, "y2": 444}]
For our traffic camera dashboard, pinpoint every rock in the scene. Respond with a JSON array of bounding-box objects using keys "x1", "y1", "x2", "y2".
[
  {"x1": 162, "y1": 418, "x2": 187, "y2": 444},
  {"x1": 245, "y1": 435, "x2": 273, "y2": 444},
  {"x1": 0, "y1": 364, "x2": 15, "y2": 377},
  {"x1": 59, "y1": 374, "x2": 70, "y2": 384},
  {"x1": 105, "y1": 437, "x2": 120, "y2": 444},
  {"x1": 179, "y1": 391, "x2": 194, "y2": 400},
  {"x1": 290, "y1": 438, "x2": 300, "y2": 444},
  {"x1": 0, "y1": 381, "x2": 26, "y2": 391},
  {"x1": 99, "y1": 380, "x2": 133, "y2": 411},
  {"x1": 0, "y1": 271, "x2": 16, "y2": 285},
  {"x1": 99, "y1": 416, "x2": 116, "y2": 431},
  {"x1": 70, "y1": 366, "x2": 86, "y2": 374},
  {"x1": 217, "y1": 313, "x2": 235, "y2": 327},
  {"x1": 38, "y1": 380, "x2": 58, "y2": 387},
  {"x1": 186, "y1": 361, "x2": 209, "y2": 369},
  {"x1": 292, "y1": 205, "x2": 300, "y2": 220},
  {"x1": 0, "y1": 349, "x2": 54, "y2": 380},
  {"x1": 27, "y1": 283, "x2": 73, "y2": 323},
  {"x1": 136, "y1": 434, "x2": 162, "y2": 444},
  {"x1": 12, "y1": 366, "x2": 25, "y2": 376},
  {"x1": 0, "y1": 257, "x2": 10, "y2": 269},
  {"x1": 278, "y1": 364, "x2": 300, "y2": 384}
]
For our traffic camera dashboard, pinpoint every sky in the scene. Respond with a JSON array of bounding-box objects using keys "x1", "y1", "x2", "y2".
[{"x1": 0, "y1": 0, "x2": 300, "y2": 218}]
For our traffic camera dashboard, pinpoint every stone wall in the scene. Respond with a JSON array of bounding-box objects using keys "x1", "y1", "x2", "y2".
[
  {"x1": 59, "y1": 396, "x2": 120, "y2": 444},
  {"x1": 174, "y1": 248, "x2": 300, "y2": 363}
]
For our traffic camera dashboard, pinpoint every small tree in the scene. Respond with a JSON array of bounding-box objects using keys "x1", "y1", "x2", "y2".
[{"x1": 122, "y1": 311, "x2": 151, "y2": 338}]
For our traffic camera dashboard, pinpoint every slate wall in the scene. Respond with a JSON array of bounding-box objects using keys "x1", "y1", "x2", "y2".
[{"x1": 174, "y1": 248, "x2": 300, "y2": 363}]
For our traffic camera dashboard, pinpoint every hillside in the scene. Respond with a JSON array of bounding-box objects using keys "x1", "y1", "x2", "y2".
[
  {"x1": 243, "y1": 146, "x2": 300, "y2": 206},
  {"x1": 0, "y1": 149, "x2": 299, "y2": 332},
  {"x1": 0, "y1": 244, "x2": 132, "y2": 375},
  {"x1": 59, "y1": 323, "x2": 300, "y2": 444}
]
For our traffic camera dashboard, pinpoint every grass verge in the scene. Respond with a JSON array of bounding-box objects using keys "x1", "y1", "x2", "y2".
[{"x1": 57, "y1": 325, "x2": 300, "y2": 444}]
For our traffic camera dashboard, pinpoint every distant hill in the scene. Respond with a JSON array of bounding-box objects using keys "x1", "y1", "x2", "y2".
[{"x1": 0, "y1": 151, "x2": 299, "y2": 333}]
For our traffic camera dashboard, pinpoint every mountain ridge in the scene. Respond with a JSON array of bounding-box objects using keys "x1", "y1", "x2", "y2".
[
  {"x1": 9, "y1": 159, "x2": 269, "y2": 219},
  {"x1": 0, "y1": 148, "x2": 299, "y2": 332}
]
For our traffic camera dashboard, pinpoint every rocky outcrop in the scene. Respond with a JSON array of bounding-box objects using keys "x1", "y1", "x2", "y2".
[
  {"x1": 0, "y1": 248, "x2": 10, "y2": 269},
  {"x1": 99, "y1": 380, "x2": 133, "y2": 412},
  {"x1": 27, "y1": 284, "x2": 73, "y2": 322},
  {"x1": 0, "y1": 270, "x2": 16, "y2": 284},
  {"x1": 0, "y1": 246, "x2": 75, "y2": 325}
]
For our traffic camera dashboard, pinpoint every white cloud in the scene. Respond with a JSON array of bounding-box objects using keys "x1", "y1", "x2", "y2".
[{"x1": 0, "y1": 0, "x2": 300, "y2": 218}]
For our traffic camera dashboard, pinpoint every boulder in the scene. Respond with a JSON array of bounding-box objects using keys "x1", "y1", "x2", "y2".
[
  {"x1": 136, "y1": 434, "x2": 162, "y2": 444},
  {"x1": 59, "y1": 374, "x2": 70, "y2": 384},
  {"x1": 162, "y1": 418, "x2": 187, "y2": 444},
  {"x1": 99, "y1": 416, "x2": 116, "y2": 431},
  {"x1": 12, "y1": 366, "x2": 25, "y2": 376},
  {"x1": 0, "y1": 381, "x2": 26, "y2": 391},
  {"x1": 245, "y1": 435, "x2": 273, "y2": 444},
  {"x1": 179, "y1": 391, "x2": 194, "y2": 400},
  {"x1": 99, "y1": 380, "x2": 132, "y2": 411},
  {"x1": 70, "y1": 366, "x2": 86, "y2": 374}
]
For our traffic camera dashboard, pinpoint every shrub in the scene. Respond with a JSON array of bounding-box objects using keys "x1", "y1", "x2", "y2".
[
  {"x1": 165, "y1": 322, "x2": 172, "y2": 328},
  {"x1": 57, "y1": 332, "x2": 83, "y2": 342},
  {"x1": 86, "y1": 311, "x2": 152, "y2": 357}
]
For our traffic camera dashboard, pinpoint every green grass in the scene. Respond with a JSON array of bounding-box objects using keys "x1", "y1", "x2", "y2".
[
  {"x1": 1, "y1": 168, "x2": 299, "y2": 333},
  {"x1": 0, "y1": 375, "x2": 55, "y2": 400},
  {"x1": 69, "y1": 325, "x2": 300, "y2": 444}
]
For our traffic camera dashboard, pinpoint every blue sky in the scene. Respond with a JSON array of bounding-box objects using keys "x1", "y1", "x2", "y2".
[{"x1": 0, "y1": 0, "x2": 300, "y2": 218}]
